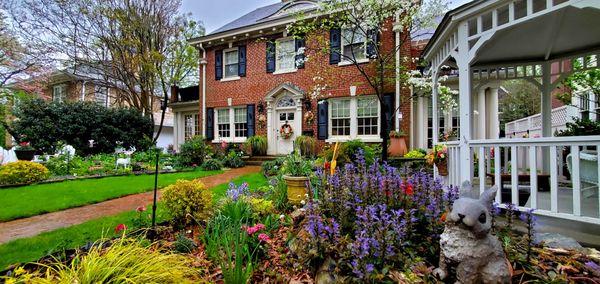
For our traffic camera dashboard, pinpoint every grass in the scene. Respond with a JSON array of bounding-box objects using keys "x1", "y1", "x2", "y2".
[
  {"x1": 0, "y1": 168, "x2": 223, "y2": 222},
  {"x1": 0, "y1": 172, "x2": 269, "y2": 270}
]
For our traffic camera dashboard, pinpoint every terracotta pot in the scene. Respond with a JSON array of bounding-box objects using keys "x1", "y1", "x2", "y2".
[
  {"x1": 388, "y1": 136, "x2": 408, "y2": 157},
  {"x1": 436, "y1": 160, "x2": 448, "y2": 176},
  {"x1": 15, "y1": 149, "x2": 36, "y2": 161},
  {"x1": 283, "y1": 175, "x2": 309, "y2": 205}
]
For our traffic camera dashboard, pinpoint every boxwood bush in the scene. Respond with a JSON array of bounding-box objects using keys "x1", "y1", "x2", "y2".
[{"x1": 0, "y1": 161, "x2": 50, "y2": 186}]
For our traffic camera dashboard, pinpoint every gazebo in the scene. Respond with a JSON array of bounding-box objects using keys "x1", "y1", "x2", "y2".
[{"x1": 423, "y1": 0, "x2": 600, "y2": 225}]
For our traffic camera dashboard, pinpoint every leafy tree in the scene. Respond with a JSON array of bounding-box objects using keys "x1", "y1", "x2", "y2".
[
  {"x1": 8, "y1": 99, "x2": 153, "y2": 155},
  {"x1": 3, "y1": 0, "x2": 204, "y2": 142},
  {"x1": 288, "y1": 0, "x2": 446, "y2": 160},
  {"x1": 557, "y1": 58, "x2": 600, "y2": 116},
  {"x1": 499, "y1": 80, "x2": 541, "y2": 132},
  {"x1": 555, "y1": 118, "x2": 600, "y2": 137}
]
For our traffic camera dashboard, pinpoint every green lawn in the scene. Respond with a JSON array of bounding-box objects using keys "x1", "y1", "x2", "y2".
[
  {"x1": 0, "y1": 169, "x2": 223, "y2": 222},
  {"x1": 0, "y1": 172, "x2": 269, "y2": 270}
]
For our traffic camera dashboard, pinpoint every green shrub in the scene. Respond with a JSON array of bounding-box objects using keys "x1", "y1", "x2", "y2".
[
  {"x1": 248, "y1": 197, "x2": 274, "y2": 219},
  {"x1": 176, "y1": 136, "x2": 211, "y2": 167},
  {"x1": 555, "y1": 118, "x2": 600, "y2": 136},
  {"x1": 10, "y1": 99, "x2": 153, "y2": 155},
  {"x1": 244, "y1": 135, "x2": 267, "y2": 156},
  {"x1": 223, "y1": 150, "x2": 245, "y2": 168},
  {"x1": 282, "y1": 150, "x2": 312, "y2": 177},
  {"x1": 261, "y1": 157, "x2": 284, "y2": 176},
  {"x1": 0, "y1": 161, "x2": 50, "y2": 185},
  {"x1": 162, "y1": 179, "x2": 213, "y2": 227},
  {"x1": 295, "y1": 135, "x2": 317, "y2": 157},
  {"x1": 320, "y1": 139, "x2": 376, "y2": 165},
  {"x1": 201, "y1": 159, "x2": 223, "y2": 171},
  {"x1": 404, "y1": 148, "x2": 427, "y2": 158},
  {"x1": 173, "y1": 233, "x2": 197, "y2": 253},
  {"x1": 6, "y1": 238, "x2": 198, "y2": 283}
]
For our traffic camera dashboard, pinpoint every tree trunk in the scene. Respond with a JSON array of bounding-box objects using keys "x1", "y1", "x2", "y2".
[{"x1": 381, "y1": 99, "x2": 389, "y2": 162}]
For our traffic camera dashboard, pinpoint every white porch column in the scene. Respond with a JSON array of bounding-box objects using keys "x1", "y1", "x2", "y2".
[
  {"x1": 477, "y1": 87, "x2": 487, "y2": 139},
  {"x1": 416, "y1": 96, "x2": 425, "y2": 148},
  {"x1": 487, "y1": 87, "x2": 500, "y2": 139},
  {"x1": 541, "y1": 62, "x2": 552, "y2": 172},
  {"x1": 432, "y1": 71, "x2": 439, "y2": 176},
  {"x1": 457, "y1": 22, "x2": 473, "y2": 184}
]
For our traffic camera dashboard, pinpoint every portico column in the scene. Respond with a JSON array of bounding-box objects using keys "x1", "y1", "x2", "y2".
[
  {"x1": 541, "y1": 62, "x2": 552, "y2": 172},
  {"x1": 488, "y1": 87, "x2": 500, "y2": 139},
  {"x1": 432, "y1": 71, "x2": 439, "y2": 176},
  {"x1": 457, "y1": 22, "x2": 473, "y2": 184},
  {"x1": 477, "y1": 87, "x2": 487, "y2": 140}
]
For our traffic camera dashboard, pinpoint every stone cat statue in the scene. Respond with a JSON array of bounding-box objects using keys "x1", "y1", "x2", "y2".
[{"x1": 433, "y1": 181, "x2": 511, "y2": 284}]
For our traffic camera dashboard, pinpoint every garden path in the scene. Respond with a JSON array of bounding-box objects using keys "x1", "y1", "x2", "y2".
[{"x1": 0, "y1": 166, "x2": 260, "y2": 244}]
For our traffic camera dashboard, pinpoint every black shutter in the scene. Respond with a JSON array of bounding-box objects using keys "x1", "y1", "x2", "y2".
[
  {"x1": 206, "y1": 108, "x2": 214, "y2": 140},
  {"x1": 317, "y1": 100, "x2": 328, "y2": 140},
  {"x1": 266, "y1": 40, "x2": 276, "y2": 73},
  {"x1": 246, "y1": 104, "x2": 255, "y2": 137},
  {"x1": 295, "y1": 38, "x2": 305, "y2": 69},
  {"x1": 238, "y1": 45, "x2": 246, "y2": 77},
  {"x1": 366, "y1": 29, "x2": 379, "y2": 58},
  {"x1": 215, "y1": 50, "x2": 223, "y2": 80},
  {"x1": 329, "y1": 28, "x2": 341, "y2": 64},
  {"x1": 381, "y1": 94, "x2": 394, "y2": 138}
]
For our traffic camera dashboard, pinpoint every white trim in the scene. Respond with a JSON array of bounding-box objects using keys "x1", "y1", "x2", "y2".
[
  {"x1": 338, "y1": 58, "x2": 369, "y2": 66},
  {"x1": 327, "y1": 95, "x2": 381, "y2": 141},
  {"x1": 272, "y1": 68, "x2": 298, "y2": 75},
  {"x1": 340, "y1": 26, "x2": 368, "y2": 62},
  {"x1": 275, "y1": 37, "x2": 296, "y2": 72},
  {"x1": 220, "y1": 76, "x2": 241, "y2": 82},
  {"x1": 213, "y1": 106, "x2": 249, "y2": 143},
  {"x1": 53, "y1": 84, "x2": 67, "y2": 103},
  {"x1": 222, "y1": 47, "x2": 239, "y2": 79}
]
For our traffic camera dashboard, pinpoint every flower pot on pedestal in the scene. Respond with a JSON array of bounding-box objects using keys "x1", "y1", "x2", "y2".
[{"x1": 283, "y1": 175, "x2": 309, "y2": 205}]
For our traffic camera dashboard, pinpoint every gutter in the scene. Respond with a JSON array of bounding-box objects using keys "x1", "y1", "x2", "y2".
[{"x1": 199, "y1": 44, "x2": 207, "y2": 135}]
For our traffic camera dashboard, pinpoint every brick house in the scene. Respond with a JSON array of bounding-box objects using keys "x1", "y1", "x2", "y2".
[
  {"x1": 7, "y1": 68, "x2": 174, "y2": 149},
  {"x1": 173, "y1": 0, "x2": 414, "y2": 154}
]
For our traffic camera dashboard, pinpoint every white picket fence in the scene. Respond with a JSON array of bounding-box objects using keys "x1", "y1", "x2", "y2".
[{"x1": 445, "y1": 136, "x2": 600, "y2": 225}]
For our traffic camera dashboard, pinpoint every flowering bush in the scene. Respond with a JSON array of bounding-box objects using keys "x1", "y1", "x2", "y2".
[
  {"x1": 0, "y1": 161, "x2": 50, "y2": 186},
  {"x1": 162, "y1": 179, "x2": 212, "y2": 228},
  {"x1": 294, "y1": 151, "x2": 458, "y2": 280}
]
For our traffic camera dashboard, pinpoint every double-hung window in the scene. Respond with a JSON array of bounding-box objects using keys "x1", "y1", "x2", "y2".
[
  {"x1": 341, "y1": 27, "x2": 367, "y2": 61},
  {"x1": 217, "y1": 109, "x2": 231, "y2": 138},
  {"x1": 276, "y1": 37, "x2": 296, "y2": 71},
  {"x1": 330, "y1": 99, "x2": 351, "y2": 136},
  {"x1": 53, "y1": 84, "x2": 66, "y2": 103},
  {"x1": 234, "y1": 108, "x2": 248, "y2": 137},
  {"x1": 95, "y1": 86, "x2": 109, "y2": 107},
  {"x1": 329, "y1": 96, "x2": 380, "y2": 141},
  {"x1": 224, "y1": 48, "x2": 239, "y2": 78},
  {"x1": 357, "y1": 97, "x2": 378, "y2": 135}
]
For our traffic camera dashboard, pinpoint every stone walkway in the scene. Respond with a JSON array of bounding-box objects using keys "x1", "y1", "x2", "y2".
[{"x1": 0, "y1": 166, "x2": 260, "y2": 244}]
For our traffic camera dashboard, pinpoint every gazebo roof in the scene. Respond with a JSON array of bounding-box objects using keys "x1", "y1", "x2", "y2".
[{"x1": 423, "y1": 0, "x2": 600, "y2": 70}]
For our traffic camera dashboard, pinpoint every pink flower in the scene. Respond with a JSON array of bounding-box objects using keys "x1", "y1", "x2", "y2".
[
  {"x1": 114, "y1": 223, "x2": 127, "y2": 234},
  {"x1": 258, "y1": 233, "x2": 270, "y2": 243},
  {"x1": 136, "y1": 206, "x2": 146, "y2": 212},
  {"x1": 246, "y1": 226, "x2": 259, "y2": 235},
  {"x1": 254, "y1": 223, "x2": 265, "y2": 231}
]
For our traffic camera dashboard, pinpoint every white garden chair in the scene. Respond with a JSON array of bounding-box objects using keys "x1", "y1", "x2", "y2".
[{"x1": 566, "y1": 150, "x2": 598, "y2": 198}]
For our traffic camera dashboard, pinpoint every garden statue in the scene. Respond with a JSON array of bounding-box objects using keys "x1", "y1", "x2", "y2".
[{"x1": 434, "y1": 181, "x2": 511, "y2": 284}]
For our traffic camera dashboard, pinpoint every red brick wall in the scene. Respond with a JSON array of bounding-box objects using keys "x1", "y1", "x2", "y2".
[{"x1": 200, "y1": 20, "x2": 414, "y2": 147}]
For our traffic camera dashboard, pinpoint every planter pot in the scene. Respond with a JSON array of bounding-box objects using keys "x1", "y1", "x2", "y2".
[
  {"x1": 283, "y1": 175, "x2": 309, "y2": 205},
  {"x1": 15, "y1": 149, "x2": 36, "y2": 161},
  {"x1": 435, "y1": 160, "x2": 449, "y2": 176},
  {"x1": 389, "y1": 136, "x2": 408, "y2": 157}
]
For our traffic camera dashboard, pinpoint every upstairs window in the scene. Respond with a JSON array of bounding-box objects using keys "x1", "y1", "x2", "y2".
[
  {"x1": 53, "y1": 84, "x2": 67, "y2": 103},
  {"x1": 276, "y1": 37, "x2": 296, "y2": 71},
  {"x1": 341, "y1": 27, "x2": 367, "y2": 61},
  {"x1": 224, "y1": 48, "x2": 239, "y2": 78}
]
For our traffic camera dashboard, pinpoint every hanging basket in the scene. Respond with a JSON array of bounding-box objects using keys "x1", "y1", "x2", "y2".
[{"x1": 436, "y1": 160, "x2": 448, "y2": 176}]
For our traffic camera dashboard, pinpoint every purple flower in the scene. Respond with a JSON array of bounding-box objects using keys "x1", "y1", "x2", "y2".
[
  {"x1": 226, "y1": 182, "x2": 248, "y2": 201},
  {"x1": 585, "y1": 261, "x2": 600, "y2": 272}
]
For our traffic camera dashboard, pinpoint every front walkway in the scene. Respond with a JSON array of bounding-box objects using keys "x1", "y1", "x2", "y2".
[{"x1": 0, "y1": 166, "x2": 260, "y2": 244}]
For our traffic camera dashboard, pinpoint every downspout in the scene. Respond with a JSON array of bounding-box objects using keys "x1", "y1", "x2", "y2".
[
  {"x1": 394, "y1": 14, "x2": 401, "y2": 132},
  {"x1": 199, "y1": 44, "x2": 207, "y2": 137},
  {"x1": 81, "y1": 81, "x2": 88, "y2": 101}
]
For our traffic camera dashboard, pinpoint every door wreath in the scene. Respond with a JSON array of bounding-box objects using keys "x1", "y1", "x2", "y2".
[{"x1": 280, "y1": 123, "x2": 294, "y2": 139}]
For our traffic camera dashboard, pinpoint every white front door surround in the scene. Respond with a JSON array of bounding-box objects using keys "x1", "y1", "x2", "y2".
[{"x1": 265, "y1": 83, "x2": 304, "y2": 155}]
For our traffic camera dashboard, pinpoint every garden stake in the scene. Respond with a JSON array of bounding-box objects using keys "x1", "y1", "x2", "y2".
[{"x1": 151, "y1": 148, "x2": 159, "y2": 229}]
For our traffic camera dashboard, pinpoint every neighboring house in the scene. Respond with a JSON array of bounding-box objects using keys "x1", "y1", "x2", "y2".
[
  {"x1": 8, "y1": 68, "x2": 174, "y2": 150},
  {"x1": 175, "y1": 0, "x2": 414, "y2": 154}
]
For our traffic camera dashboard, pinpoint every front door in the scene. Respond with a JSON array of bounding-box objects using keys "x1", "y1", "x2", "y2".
[{"x1": 276, "y1": 110, "x2": 296, "y2": 155}]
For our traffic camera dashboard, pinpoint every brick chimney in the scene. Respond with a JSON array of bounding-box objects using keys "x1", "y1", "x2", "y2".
[{"x1": 170, "y1": 85, "x2": 179, "y2": 103}]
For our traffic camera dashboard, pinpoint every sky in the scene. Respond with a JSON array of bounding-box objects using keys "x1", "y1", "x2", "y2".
[{"x1": 180, "y1": 0, "x2": 473, "y2": 34}]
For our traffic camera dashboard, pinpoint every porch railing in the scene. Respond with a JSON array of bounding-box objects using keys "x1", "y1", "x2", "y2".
[
  {"x1": 445, "y1": 136, "x2": 600, "y2": 225},
  {"x1": 505, "y1": 106, "x2": 574, "y2": 138}
]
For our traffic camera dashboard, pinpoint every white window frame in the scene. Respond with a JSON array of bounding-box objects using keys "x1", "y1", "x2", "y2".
[
  {"x1": 183, "y1": 112, "x2": 201, "y2": 141},
  {"x1": 53, "y1": 84, "x2": 67, "y2": 103},
  {"x1": 222, "y1": 47, "x2": 240, "y2": 80},
  {"x1": 94, "y1": 86, "x2": 109, "y2": 107},
  {"x1": 214, "y1": 106, "x2": 248, "y2": 143},
  {"x1": 274, "y1": 37, "x2": 297, "y2": 74},
  {"x1": 327, "y1": 95, "x2": 381, "y2": 143},
  {"x1": 339, "y1": 26, "x2": 369, "y2": 65}
]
